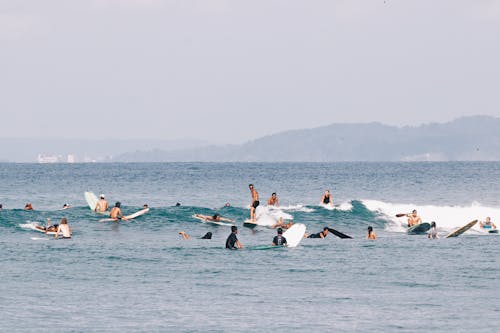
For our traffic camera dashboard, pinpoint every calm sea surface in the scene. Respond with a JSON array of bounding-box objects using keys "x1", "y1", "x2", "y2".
[{"x1": 1, "y1": 162, "x2": 499, "y2": 332}]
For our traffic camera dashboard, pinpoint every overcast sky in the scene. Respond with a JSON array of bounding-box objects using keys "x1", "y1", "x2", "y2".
[{"x1": 1, "y1": 0, "x2": 499, "y2": 144}]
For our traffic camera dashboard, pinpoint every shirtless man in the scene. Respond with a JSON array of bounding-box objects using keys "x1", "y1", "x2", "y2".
[
  {"x1": 268, "y1": 193, "x2": 279, "y2": 207},
  {"x1": 249, "y1": 184, "x2": 259, "y2": 222},
  {"x1": 320, "y1": 190, "x2": 333, "y2": 206},
  {"x1": 109, "y1": 202, "x2": 127, "y2": 221},
  {"x1": 54, "y1": 218, "x2": 71, "y2": 239},
  {"x1": 95, "y1": 194, "x2": 109, "y2": 213},
  {"x1": 367, "y1": 226, "x2": 377, "y2": 240},
  {"x1": 194, "y1": 213, "x2": 234, "y2": 223},
  {"x1": 407, "y1": 210, "x2": 422, "y2": 227}
]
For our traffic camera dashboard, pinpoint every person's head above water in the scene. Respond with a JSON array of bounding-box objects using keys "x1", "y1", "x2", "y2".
[
  {"x1": 175, "y1": 202, "x2": 181, "y2": 206},
  {"x1": 272, "y1": 192, "x2": 277, "y2": 197},
  {"x1": 115, "y1": 202, "x2": 121, "y2": 208},
  {"x1": 367, "y1": 226, "x2": 373, "y2": 232},
  {"x1": 143, "y1": 204, "x2": 149, "y2": 209},
  {"x1": 430, "y1": 221, "x2": 436, "y2": 228},
  {"x1": 249, "y1": 184, "x2": 254, "y2": 189},
  {"x1": 231, "y1": 226, "x2": 238, "y2": 233},
  {"x1": 277, "y1": 228, "x2": 283, "y2": 234},
  {"x1": 212, "y1": 213, "x2": 220, "y2": 220},
  {"x1": 100, "y1": 194, "x2": 105, "y2": 199}
]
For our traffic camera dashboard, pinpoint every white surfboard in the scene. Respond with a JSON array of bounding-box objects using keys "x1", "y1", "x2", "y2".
[
  {"x1": 84, "y1": 191, "x2": 99, "y2": 210},
  {"x1": 20, "y1": 222, "x2": 61, "y2": 235},
  {"x1": 99, "y1": 208, "x2": 149, "y2": 222},
  {"x1": 244, "y1": 213, "x2": 277, "y2": 228},
  {"x1": 283, "y1": 223, "x2": 306, "y2": 247},
  {"x1": 192, "y1": 214, "x2": 234, "y2": 226}
]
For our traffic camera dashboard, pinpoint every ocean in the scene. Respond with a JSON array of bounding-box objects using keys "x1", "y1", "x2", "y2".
[{"x1": 0, "y1": 162, "x2": 499, "y2": 332}]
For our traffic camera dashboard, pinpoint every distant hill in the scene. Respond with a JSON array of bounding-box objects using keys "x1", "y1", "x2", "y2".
[{"x1": 114, "y1": 116, "x2": 500, "y2": 162}]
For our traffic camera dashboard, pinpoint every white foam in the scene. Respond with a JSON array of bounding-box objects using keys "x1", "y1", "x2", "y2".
[
  {"x1": 362, "y1": 199, "x2": 498, "y2": 233},
  {"x1": 277, "y1": 204, "x2": 315, "y2": 213},
  {"x1": 318, "y1": 201, "x2": 353, "y2": 211}
]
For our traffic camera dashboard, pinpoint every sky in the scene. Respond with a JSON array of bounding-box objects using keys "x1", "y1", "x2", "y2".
[{"x1": 1, "y1": 0, "x2": 499, "y2": 144}]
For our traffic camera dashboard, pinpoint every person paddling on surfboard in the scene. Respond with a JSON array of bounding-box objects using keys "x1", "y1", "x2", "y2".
[
  {"x1": 194, "y1": 213, "x2": 234, "y2": 223},
  {"x1": 272, "y1": 228, "x2": 288, "y2": 246},
  {"x1": 480, "y1": 217, "x2": 497, "y2": 230},
  {"x1": 320, "y1": 190, "x2": 333, "y2": 206},
  {"x1": 226, "y1": 226, "x2": 243, "y2": 250},
  {"x1": 109, "y1": 202, "x2": 127, "y2": 221},
  {"x1": 305, "y1": 227, "x2": 329, "y2": 239},
  {"x1": 249, "y1": 184, "x2": 259, "y2": 222},
  {"x1": 95, "y1": 194, "x2": 109, "y2": 213}
]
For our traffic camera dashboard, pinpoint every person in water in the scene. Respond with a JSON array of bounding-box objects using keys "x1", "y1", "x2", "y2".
[
  {"x1": 249, "y1": 184, "x2": 259, "y2": 222},
  {"x1": 54, "y1": 218, "x2": 71, "y2": 239},
  {"x1": 406, "y1": 210, "x2": 422, "y2": 227},
  {"x1": 175, "y1": 203, "x2": 181, "y2": 207},
  {"x1": 271, "y1": 217, "x2": 294, "y2": 229},
  {"x1": 272, "y1": 228, "x2": 287, "y2": 246},
  {"x1": 62, "y1": 203, "x2": 71, "y2": 210},
  {"x1": 480, "y1": 217, "x2": 497, "y2": 230},
  {"x1": 268, "y1": 193, "x2": 279, "y2": 207},
  {"x1": 179, "y1": 231, "x2": 212, "y2": 239},
  {"x1": 226, "y1": 226, "x2": 243, "y2": 250},
  {"x1": 143, "y1": 204, "x2": 149, "y2": 209},
  {"x1": 24, "y1": 203, "x2": 33, "y2": 210},
  {"x1": 34, "y1": 218, "x2": 59, "y2": 233},
  {"x1": 109, "y1": 202, "x2": 127, "y2": 220},
  {"x1": 306, "y1": 227, "x2": 329, "y2": 238},
  {"x1": 194, "y1": 213, "x2": 234, "y2": 223},
  {"x1": 367, "y1": 226, "x2": 377, "y2": 240},
  {"x1": 428, "y1": 221, "x2": 439, "y2": 239},
  {"x1": 320, "y1": 190, "x2": 333, "y2": 206},
  {"x1": 0, "y1": 204, "x2": 2, "y2": 211},
  {"x1": 95, "y1": 194, "x2": 109, "y2": 213}
]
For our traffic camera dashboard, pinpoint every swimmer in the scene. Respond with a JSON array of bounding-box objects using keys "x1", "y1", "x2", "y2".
[
  {"x1": 62, "y1": 203, "x2": 71, "y2": 210},
  {"x1": 225, "y1": 226, "x2": 243, "y2": 250},
  {"x1": 406, "y1": 210, "x2": 422, "y2": 227},
  {"x1": 179, "y1": 231, "x2": 212, "y2": 240},
  {"x1": 109, "y1": 202, "x2": 127, "y2": 221},
  {"x1": 194, "y1": 213, "x2": 234, "y2": 223},
  {"x1": 268, "y1": 193, "x2": 279, "y2": 207},
  {"x1": 95, "y1": 194, "x2": 109, "y2": 213},
  {"x1": 320, "y1": 190, "x2": 333, "y2": 206},
  {"x1": 179, "y1": 231, "x2": 190, "y2": 239},
  {"x1": 175, "y1": 203, "x2": 181, "y2": 207},
  {"x1": 143, "y1": 204, "x2": 149, "y2": 209},
  {"x1": 428, "y1": 221, "x2": 439, "y2": 239},
  {"x1": 367, "y1": 226, "x2": 377, "y2": 240},
  {"x1": 272, "y1": 228, "x2": 287, "y2": 246},
  {"x1": 249, "y1": 184, "x2": 259, "y2": 222},
  {"x1": 24, "y1": 203, "x2": 33, "y2": 210},
  {"x1": 305, "y1": 227, "x2": 329, "y2": 239},
  {"x1": 54, "y1": 218, "x2": 71, "y2": 239},
  {"x1": 480, "y1": 217, "x2": 497, "y2": 230}
]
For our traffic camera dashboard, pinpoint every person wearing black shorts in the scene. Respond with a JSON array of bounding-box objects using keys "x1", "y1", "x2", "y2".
[{"x1": 249, "y1": 184, "x2": 259, "y2": 222}]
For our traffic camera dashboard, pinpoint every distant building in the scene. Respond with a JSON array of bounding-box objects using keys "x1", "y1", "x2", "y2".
[
  {"x1": 37, "y1": 154, "x2": 59, "y2": 163},
  {"x1": 67, "y1": 154, "x2": 76, "y2": 163}
]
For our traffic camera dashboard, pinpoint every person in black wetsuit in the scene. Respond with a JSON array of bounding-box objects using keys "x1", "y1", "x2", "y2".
[
  {"x1": 226, "y1": 226, "x2": 243, "y2": 250},
  {"x1": 272, "y1": 228, "x2": 287, "y2": 246},
  {"x1": 306, "y1": 227, "x2": 329, "y2": 239},
  {"x1": 320, "y1": 190, "x2": 333, "y2": 206}
]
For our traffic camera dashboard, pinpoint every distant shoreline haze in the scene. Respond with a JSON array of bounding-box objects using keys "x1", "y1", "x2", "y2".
[{"x1": 1, "y1": 116, "x2": 499, "y2": 162}]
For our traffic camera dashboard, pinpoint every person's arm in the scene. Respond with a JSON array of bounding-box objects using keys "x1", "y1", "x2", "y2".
[
  {"x1": 219, "y1": 217, "x2": 234, "y2": 222},
  {"x1": 236, "y1": 240, "x2": 243, "y2": 249},
  {"x1": 54, "y1": 226, "x2": 60, "y2": 239},
  {"x1": 320, "y1": 232, "x2": 325, "y2": 239},
  {"x1": 320, "y1": 195, "x2": 325, "y2": 204}
]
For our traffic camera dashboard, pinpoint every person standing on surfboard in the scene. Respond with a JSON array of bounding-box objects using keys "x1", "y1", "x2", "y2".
[
  {"x1": 226, "y1": 226, "x2": 243, "y2": 250},
  {"x1": 95, "y1": 194, "x2": 109, "y2": 213},
  {"x1": 109, "y1": 202, "x2": 127, "y2": 221},
  {"x1": 320, "y1": 190, "x2": 333, "y2": 206},
  {"x1": 406, "y1": 210, "x2": 422, "y2": 227},
  {"x1": 268, "y1": 193, "x2": 279, "y2": 207},
  {"x1": 249, "y1": 184, "x2": 259, "y2": 222},
  {"x1": 272, "y1": 228, "x2": 287, "y2": 246}
]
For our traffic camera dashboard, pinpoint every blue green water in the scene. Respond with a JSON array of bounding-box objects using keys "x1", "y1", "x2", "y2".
[{"x1": 1, "y1": 163, "x2": 499, "y2": 332}]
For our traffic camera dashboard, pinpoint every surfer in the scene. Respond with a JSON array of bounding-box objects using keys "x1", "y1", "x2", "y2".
[
  {"x1": 24, "y1": 202, "x2": 33, "y2": 210},
  {"x1": 367, "y1": 226, "x2": 377, "y2": 240},
  {"x1": 54, "y1": 218, "x2": 71, "y2": 239},
  {"x1": 480, "y1": 217, "x2": 497, "y2": 230},
  {"x1": 0, "y1": 204, "x2": 2, "y2": 211},
  {"x1": 306, "y1": 227, "x2": 329, "y2": 238},
  {"x1": 320, "y1": 190, "x2": 333, "y2": 206},
  {"x1": 143, "y1": 204, "x2": 149, "y2": 209},
  {"x1": 226, "y1": 226, "x2": 243, "y2": 250},
  {"x1": 95, "y1": 194, "x2": 109, "y2": 213},
  {"x1": 268, "y1": 193, "x2": 279, "y2": 207},
  {"x1": 406, "y1": 210, "x2": 422, "y2": 227},
  {"x1": 272, "y1": 228, "x2": 287, "y2": 246},
  {"x1": 249, "y1": 184, "x2": 259, "y2": 222},
  {"x1": 179, "y1": 231, "x2": 212, "y2": 239},
  {"x1": 109, "y1": 202, "x2": 127, "y2": 221},
  {"x1": 62, "y1": 204, "x2": 71, "y2": 210},
  {"x1": 34, "y1": 218, "x2": 59, "y2": 233},
  {"x1": 194, "y1": 213, "x2": 234, "y2": 223},
  {"x1": 271, "y1": 217, "x2": 294, "y2": 229},
  {"x1": 428, "y1": 221, "x2": 439, "y2": 239}
]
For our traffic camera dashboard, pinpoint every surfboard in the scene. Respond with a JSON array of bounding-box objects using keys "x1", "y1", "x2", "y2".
[
  {"x1": 489, "y1": 229, "x2": 499, "y2": 234},
  {"x1": 445, "y1": 220, "x2": 478, "y2": 238},
  {"x1": 20, "y1": 222, "x2": 61, "y2": 235},
  {"x1": 247, "y1": 245, "x2": 285, "y2": 250},
  {"x1": 192, "y1": 214, "x2": 234, "y2": 226},
  {"x1": 283, "y1": 223, "x2": 306, "y2": 247},
  {"x1": 243, "y1": 220, "x2": 258, "y2": 229},
  {"x1": 407, "y1": 222, "x2": 431, "y2": 235},
  {"x1": 327, "y1": 227, "x2": 352, "y2": 239},
  {"x1": 99, "y1": 208, "x2": 149, "y2": 222}
]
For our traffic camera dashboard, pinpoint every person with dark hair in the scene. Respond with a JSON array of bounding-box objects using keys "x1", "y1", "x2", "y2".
[
  {"x1": 268, "y1": 193, "x2": 279, "y2": 207},
  {"x1": 320, "y1": 190, "x2": 333, "y2": 206},
  {"x1": 306, "y1": 227, "x2": 329, "y2": 239},
  {"x1": 54, "y1": 218, "x2": 71, "y2": 239},
  {"x1": 179, "y1": 231, "x2": 213, "y2": 239},
  {"x1": 110, "y1": 202, "x2": 126, "y2": 220},
  {"x1": 62, "y1": 203, "x2": 71, "y2": 210},
  {"x1": 175, "y1": 202, "x2": 181, "y2": 207},
  {"x1": 0, "y1": 204, "x2": 3, "y2": 211},
  {"x1": 226, "y1": 226, "x2": 243, "y2": 250},
  {"x1": 194, "y1": 213, "x2": 234, "y2": 223},
  {"x1": 406, "y1": 210, "x2": 422, "y2": 227},
  {"x1": 428, "y1": 221, "x2": 439, "y2": 239},
  {"x1": 367, "y1": 226, "x2": 377, "y2": 240},
  {"x1": 272, "y1": 228, "x2": 287, "y2": 246},
  {"x1": 248, "y1": 184, "x2": 259, "y2": 222},
  {"x1": 24, "y1": 203, "x2": 34, "y2": 210}
]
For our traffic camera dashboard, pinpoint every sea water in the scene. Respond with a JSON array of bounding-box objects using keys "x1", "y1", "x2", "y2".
[{"x1": 0, "y1": 162, "x2": 499, "y2": 332}]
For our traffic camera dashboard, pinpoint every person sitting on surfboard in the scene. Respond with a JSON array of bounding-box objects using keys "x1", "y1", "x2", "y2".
[
  {"x1": 95, "y1": 194, "x2": 109, "y2": 213},
  {"x1": 24, "y1": 202, "x2": 34, "y2": 210},
  {"x1": 194, "y1": 213, "x2": 234, "y2": 223},
  {"x1": 406, "y1": 210, "x2": 422, "y2": 227},
  {"x1": 320, "y1": 190, "x2": 333, "y2": 206},
  {"x1": 109, "y1": 202, "x2": 127, "y2": 221},
  {"x1": 54, "y1": 218, "x2": 71, "y2": 239},
  {"x1": 272, "y1": 228, "x2": 287, "y2": 246},
  {"x1": 249, "y1": 184, "x2": 259, "y2": 222},
  {"x1": 268, "y1": 193, "x2": 279, "y2": 207},
  {"x1": 428, "y1": 221, "x2": 439, "y2": 239},
  {"x1": 480, "y1": 217, "x2": 497, "y2": 230},
  {"x1": 226, "y1": 226, "x2": 243, "y2": 250},
  {"x1": 367, "y1": 226, "x2": 377, "y2": 240},
  {"x1": 306, "y1": 227, "x2": 329, "y2": 239}
]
